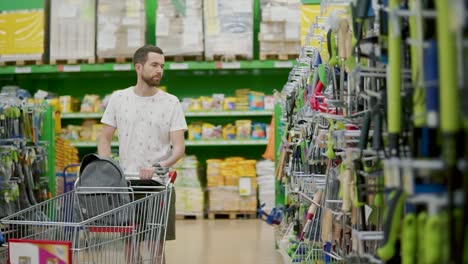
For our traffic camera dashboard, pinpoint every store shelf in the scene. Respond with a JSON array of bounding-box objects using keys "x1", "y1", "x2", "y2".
[
  {"x1": 186, "y1": 110, "x2": 273, "y2": 117},
  {"x1": 69, "y1": 141, "x2": 117, "y2": 147},
  {"x1": 61, "y1": 110, "x2": 273, "y2": 119},
  {"x1": 70, "y1": 139, "x2": 268, "y2": 147},
  {"x1": 61, "y1": 112, "x2": 104, "y2": 119},
  {"x1": 186, "y1": 139, "x2": 268, "y2": 146},
  {"x1": 0, "y1": 60, "x2": 295, "y2": 75}
]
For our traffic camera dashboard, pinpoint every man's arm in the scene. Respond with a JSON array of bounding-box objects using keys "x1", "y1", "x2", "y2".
[
  {"x1": 97, "y1": 124, "x2": 116, "y2": 158},
  {"x1": 160, "y1": 129, "x2": 186, "y2": 168}
]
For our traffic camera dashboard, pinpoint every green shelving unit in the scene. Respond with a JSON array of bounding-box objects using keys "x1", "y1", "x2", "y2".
[
  {"x1": 42, "y1": 105, "x2": 56, "y2": 196},
  {"x1": 0, "y1": 60, "x2": 295, "y2": 75},
  {"x1": 70, "y1": 139, "x2": 268, "y2": 148},
  {"x1": 0, "y1": 0, "x2": 295, "y2": 187},
  {"x1": 61, "y1": 110, "x2": 274, "y2": 119}
]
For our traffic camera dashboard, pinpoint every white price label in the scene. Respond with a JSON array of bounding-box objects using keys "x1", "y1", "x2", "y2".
[
  {"x1": 113, "y1": 64, "x2": 132, "y2": 71},
  {"x1": 274, "y1": 61, "x2": 293, "y2": 68},
  {"x1": 221, "y1": 62, "x2": 241, "y2": 69},
  {"x1": 63, "y1": 65, "x2": 81, "y2": 72},
  {"x1": 14, "y1": 66, "x2": 32, "y2": 74},
  {"x1": 169, "y1": 63, "x2": 189, "y2": 70}
]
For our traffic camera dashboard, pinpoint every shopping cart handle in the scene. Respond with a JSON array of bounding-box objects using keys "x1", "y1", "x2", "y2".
[
  {"x1": 124, "y1": 171, "x2": 177, "y2": 184},
  {"x1": 168, "y1": 171, "x2": 177, "y2": 183}
]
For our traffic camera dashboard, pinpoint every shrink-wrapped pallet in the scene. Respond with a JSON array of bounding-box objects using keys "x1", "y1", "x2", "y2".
[
  {"x1": 97, "y1": 0, "x2": 146, "y2": 60},
  {"x1": 156, "y1": 0, "x2": 204, "y2": 58},
  {"x1": 203, "y1": 0, "x2": 253, "y2": 60},
  {"x1": 0, "y1": 10, "x2": 44, "y2": 63},
  {"x1": 259, "y1": 0, "x2": 301, "y2": 60},
  {"x1": 49, "y1": 0, "x2": 96, "y2": 63}
]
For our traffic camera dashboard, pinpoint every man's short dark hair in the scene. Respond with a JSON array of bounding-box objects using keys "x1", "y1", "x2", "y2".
[{"x1": 133, "y1": 45, "x2": 164, "y2": 65}]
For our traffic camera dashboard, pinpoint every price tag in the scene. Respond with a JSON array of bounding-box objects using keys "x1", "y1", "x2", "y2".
[
  {"x1": 14, "y1": 66, "x2": 32, "y2": 74},
  {"x1": 274, "y1": 61, "x2": 293, "y2": 68},
  {"x1": 221, "y1": 62, "x2": 241, "y2": 69},
  {"x1": 169, "y1": 63, "x2": 189, "y2": 70},
  {"x1": 63, "y1": 65, "x2": 81, "y2": 72},
  {"x1": 113, "y1": 64, "x2": 132, "y2": 71}
]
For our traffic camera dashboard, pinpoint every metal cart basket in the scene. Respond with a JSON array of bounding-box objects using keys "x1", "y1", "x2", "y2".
[{"x1": 1, "y1": 171, "x2": 177, "y2": 264}]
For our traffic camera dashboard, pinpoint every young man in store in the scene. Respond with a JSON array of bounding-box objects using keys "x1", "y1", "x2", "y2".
[{"x1": 97, "y1": 45, "x2": 187, "y2": 263}]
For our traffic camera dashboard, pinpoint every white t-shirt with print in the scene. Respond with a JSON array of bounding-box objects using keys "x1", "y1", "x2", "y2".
[{"x1": 101, "y1": 87, "x2": 188, "y2": 173}]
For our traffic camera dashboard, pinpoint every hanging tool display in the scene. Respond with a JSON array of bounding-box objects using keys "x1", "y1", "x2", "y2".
[
  {"x1": 274, "y1": 0, "x2": 466, "y2": 263},
  {"x1": 0, "y1": 88, "x2": 49, "y2": 218}
]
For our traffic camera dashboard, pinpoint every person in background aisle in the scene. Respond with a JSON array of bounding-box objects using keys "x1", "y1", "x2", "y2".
[{"x1": 97, "y1": 45, "x2": 188, "y2": 264}]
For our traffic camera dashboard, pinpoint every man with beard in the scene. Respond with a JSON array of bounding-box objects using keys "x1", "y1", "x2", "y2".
[{"x1": 98, "y1": 45, "x2": 187, "y2": 263}]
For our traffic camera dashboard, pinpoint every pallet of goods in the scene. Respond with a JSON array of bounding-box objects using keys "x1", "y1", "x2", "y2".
[
  {"x1": 0, "y1": 9, "x2": 44, "y2": 65},
  {"x1": 96, "y1": 0, "x2": 145, "y2": 62},
  {"x1": 203, "y1": 0, "x2": 253, "y2": 61},
  {"x1": 48, "y1": 0, "x2": 96, "y2": 64},
  {"x1": 207, "y1": 157, "x2": 257, "y2": 219},
  {"x1": 174, "y1": 156, "x2": 204, "y2": 219},
  {"x1": 259, "y1": 0, "x2": 301, "y2": 60},
  {"x1": 156, "y1": 0, "x2": 204, "y2": 61}
]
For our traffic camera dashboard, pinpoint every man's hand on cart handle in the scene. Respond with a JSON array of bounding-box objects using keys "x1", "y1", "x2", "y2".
[{"x1": 139, "y1": 167, "x2": 157, "y2": 180}]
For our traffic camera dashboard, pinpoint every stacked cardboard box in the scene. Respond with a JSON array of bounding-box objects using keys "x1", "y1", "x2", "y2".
[
  {"x1": 174, "y1": 156, "x2": 204, "y2": 215},
  {"x1": 97, "y1": 0, "x2": 146, "y2": 60},
  {"x1": 0, "y1": 10, "x2": 44, "y2": 63},
  {"x1": 207, "y1": 159, "x2": 223, "y2": 187},
  {"x1": 256, "y1": 159, "x2": 275, "y2": 213},
  {"x1": 209, "y1": 187, "x2": 257, "y2": 212},
  {"x1": 49, "y1": 0, "x2": 96, "y2": 63},
  {"x1": 203, "y1": 0, "x2": 253, "y2": 60},
  {"x1": 259, "y1": 0, "x2": 301, "y2": 60},
  {"x1": 156, "y1": 0, "x2": 204, "y2": 57},
  {"x1": 207, "y1": 157, "x2": 257, "y2": 212}
]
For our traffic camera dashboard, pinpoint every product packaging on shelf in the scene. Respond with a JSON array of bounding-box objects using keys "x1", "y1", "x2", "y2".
[
  {"x1": 156, "y1": 0, "x2": 204, "y2": 57},
  {"x1": 203, "y1": 0, "x2": 253, "y2": 60},
  {"x1": 80, "y1": 95, "x2": 101, "y2": 113},
  {"x1": 55, "y1": 137, "x2": 79, "y2": 195},
  {"x1": 97, "y1": 0, "x2": 146, "y2": 59},
  {"x1": 222, "y1": 124, "x2": 236, "y2": 139},
  {"x1": 235, "y1": 120, "x2": 252, "y2": 139},
  {"x1": 248, "y1": 92, "x2": 265, "y2": 110},
  {"x1": 49, "y1": 0, "x2": 96, "y2": 62},
  {"x1": 59, "y1": 96, "x2": 80, "y2": 113},
  {"x1": 0, "y1": 10, "x2": 44, "y2": 62},
  {"x1": 252, "y1": 122, "x2": 267, "y2": 139},
  {"x1": 202, "y1": 123, "x2": 222, "y2": 139}
]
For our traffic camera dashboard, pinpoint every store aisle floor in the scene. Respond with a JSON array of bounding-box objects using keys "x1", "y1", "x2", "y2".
[{"x1": 165, "y1": 219, "x2": 283, "y2": 264}]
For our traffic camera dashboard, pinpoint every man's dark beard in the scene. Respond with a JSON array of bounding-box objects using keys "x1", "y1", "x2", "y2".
[{"x1": 142, "y1": 74, "x2": 160, "y2": 87}]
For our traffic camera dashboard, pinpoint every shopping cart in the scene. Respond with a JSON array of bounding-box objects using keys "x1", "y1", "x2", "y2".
[{"x1": 0, "y1": 170, "x2": 177, "y2": 264}]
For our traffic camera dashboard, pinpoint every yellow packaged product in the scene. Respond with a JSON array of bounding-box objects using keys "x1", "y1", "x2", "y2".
[
  {"x1": 188, "y1": 123, "x2": 202, "y2": 140},
  {"x1": 200, "y1": 97, "x2": 213, "y2": 111},
  {"x1": 91, "y1": 124, "x2": 104, "y2": 141},
  {"x1": 235, "y1": 120, "x2": 252, "y2": 139},
  {"x1": 222, "y1": 124, "x2": 236, "y2": 140},
  {"x1": 80, "y1": 95, "x2": 101, "y2": 113},
  {"x1": 223, "y1": 97, "x2": 237, "y2": 110},
  {"x1": 189, "y1": 98, "x2": 202, "y2": 111}
]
